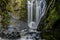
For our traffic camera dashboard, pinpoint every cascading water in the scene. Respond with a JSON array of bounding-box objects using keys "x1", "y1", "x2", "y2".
[{"x1": 28, "y1": 0, "x2": 46, "y2": 29}]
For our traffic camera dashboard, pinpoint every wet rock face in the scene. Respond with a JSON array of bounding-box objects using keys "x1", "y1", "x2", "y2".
[
  {"x1": 7, "y1": 0, "x2": 27, "y2": 21},
  {"x1": 7, "y1": 0, "x2": 21, "y2": 20},
  {"x1": 6, "y1": 0, "x2": 28, "y2": 32},
  {"x1": 0, "y1": 0, "x2": 29, "y2": 39}
]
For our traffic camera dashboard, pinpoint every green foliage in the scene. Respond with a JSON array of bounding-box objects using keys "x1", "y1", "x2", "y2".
[
  {"x1": 44, "y1": 7, "x2": 59, "y2": 30},
  {"x1": 39, "y1": 0, "x2": 60, "y2": 40},
  {"x1": 0, "y1": 0, "x2": 9, "y2": 29},
  {"x1": 2, "y1": 12, "x2": 10, "y2": 29},
  {"x1": 20, "y1": 0, "x2": 27, "y2": 21}
]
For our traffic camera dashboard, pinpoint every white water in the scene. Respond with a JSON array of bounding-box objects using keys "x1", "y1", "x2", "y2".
[{"x1": 28, "y1": 0, "x2": 46, "y2": 29}]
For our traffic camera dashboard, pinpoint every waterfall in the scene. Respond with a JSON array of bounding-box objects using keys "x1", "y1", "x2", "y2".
[{"x1": 28, "y1": 0, "x2": 46, "y2": 29}]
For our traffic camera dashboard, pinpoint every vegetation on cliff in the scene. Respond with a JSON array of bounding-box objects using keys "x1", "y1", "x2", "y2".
[{"x1": 38, "y1": 0, "x2": 60, "y2": 40}]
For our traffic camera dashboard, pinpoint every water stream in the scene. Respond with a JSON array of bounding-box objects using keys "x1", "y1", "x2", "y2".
[{"x1": 28, "y1": 0, "x2": 46, "y2": 29}]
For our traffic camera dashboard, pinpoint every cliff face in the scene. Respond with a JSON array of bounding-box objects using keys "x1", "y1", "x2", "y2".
[{"x1": 38, "y1": 0, "x2": 60, "y2": 40}]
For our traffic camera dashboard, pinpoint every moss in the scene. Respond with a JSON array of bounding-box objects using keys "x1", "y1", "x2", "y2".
[
  {"x1": 0, "y1": 0, "x2": 10, "y2": 29},
  {"x1": 41, "y1": 7, "x2": 59, "y2": 40},
  {"x1": 44, "y1": 7, "x2": 59, "y2": 30},
  {"x1": 2, "y1": 12, "x2": 10, "y2": 29},
  {"x1": 20, "y1": 0, "x2": 27, "y2": 22}
]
